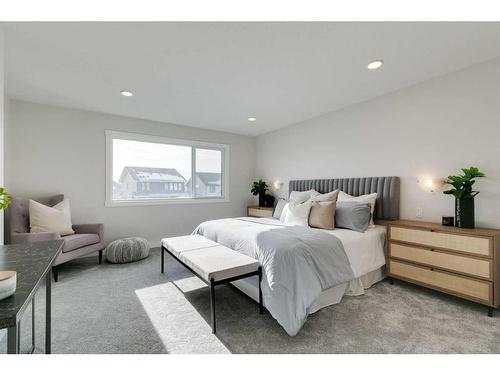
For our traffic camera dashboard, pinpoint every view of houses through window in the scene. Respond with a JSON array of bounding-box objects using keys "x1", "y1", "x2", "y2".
[{"x1": 110, "y1": 136, "x2": 225, "y2": 202}]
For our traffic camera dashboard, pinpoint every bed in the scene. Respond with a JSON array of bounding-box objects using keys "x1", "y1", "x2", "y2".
[{"x1": 194, "y1": 176, "x2": 400, "y2": 335}]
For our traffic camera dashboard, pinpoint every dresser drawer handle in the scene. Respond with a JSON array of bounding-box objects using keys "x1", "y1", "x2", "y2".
[
  {"x1": 430, "y1": 229, "x2": 435, "y2": 232},
  {"x1": 430, "y1": 267, "x2": 434, "y2": 271},
  {"x1": 430, "y1": 248, "x2": 435, "y2": 252}
]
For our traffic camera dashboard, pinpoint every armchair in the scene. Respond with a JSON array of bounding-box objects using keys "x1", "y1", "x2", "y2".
[{"x1": 6, "y1": 194, "x2": 105, "y2": 282}]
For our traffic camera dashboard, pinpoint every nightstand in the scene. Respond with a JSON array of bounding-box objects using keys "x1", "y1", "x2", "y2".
[
  {"x1": 387, "y1": 220, "x2": 500, "y2": 316},
  {"x1": 247, "y1": 206, "x2": 274, "y2": 218}
]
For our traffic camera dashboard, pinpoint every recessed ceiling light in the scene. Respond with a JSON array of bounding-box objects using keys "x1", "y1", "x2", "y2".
[
  {"x1": 120, "y1": 90, "x2": 133, "y2": 97},
  {"x1": 248, "y1": 117, "x2": 256, "y2": 122},
  {"x1": 367, "y1": 60, "x2": 383, "y2": 70}
]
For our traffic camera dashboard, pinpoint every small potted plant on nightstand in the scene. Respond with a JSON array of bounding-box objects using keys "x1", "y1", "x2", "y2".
[
  {"x1": 443, "y1": 166, "x2": 485, "y2": 228},
  {"x1": 251, "y1": 179, "x2": 269, "y2": 207}
]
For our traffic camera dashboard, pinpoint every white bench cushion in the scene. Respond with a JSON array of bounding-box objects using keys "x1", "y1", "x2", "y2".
[{"x1": 162, "y1": 235, "x2": 259, "y2": 282}]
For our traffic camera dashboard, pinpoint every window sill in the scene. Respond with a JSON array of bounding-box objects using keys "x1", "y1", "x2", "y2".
[{"x1": 105, "y1": 197, "x2": 230, "y2": 207}]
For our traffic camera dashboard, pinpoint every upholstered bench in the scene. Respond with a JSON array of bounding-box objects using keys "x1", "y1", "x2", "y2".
[{"x1": 161, "y1": 235, "x2": 262, "y2": 333}]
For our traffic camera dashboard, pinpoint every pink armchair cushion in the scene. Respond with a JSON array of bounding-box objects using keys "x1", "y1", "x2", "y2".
[{"x1": 62, "y1": 233, "x2": 100, "y2": 253}]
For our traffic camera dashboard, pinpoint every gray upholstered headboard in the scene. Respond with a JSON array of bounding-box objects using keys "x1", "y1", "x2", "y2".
[{"x1": 288, "y1": 176, "x2": 400, "y2": 221}]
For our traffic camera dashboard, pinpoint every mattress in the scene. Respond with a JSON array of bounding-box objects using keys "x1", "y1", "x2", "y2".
[{"x1": 232, "y1": 222, "x2": 387, "y2": 313}]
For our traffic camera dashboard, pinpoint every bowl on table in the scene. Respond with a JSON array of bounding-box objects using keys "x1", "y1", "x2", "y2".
[{"x1": 0, "y1": 271, "x2": 17, "y2": 300}]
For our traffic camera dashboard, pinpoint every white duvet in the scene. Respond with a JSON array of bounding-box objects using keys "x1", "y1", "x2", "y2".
[
  {"x1": 316, "y1": 224, "x2": 386, "y2": 278},
  {"x1": 194, "y1": 217, "x2": 386, "y2": 335}
]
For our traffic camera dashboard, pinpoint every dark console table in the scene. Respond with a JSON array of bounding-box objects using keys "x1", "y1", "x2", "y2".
[{"x1": 0, "y1": 240, "x2": 63, "y2": 354}]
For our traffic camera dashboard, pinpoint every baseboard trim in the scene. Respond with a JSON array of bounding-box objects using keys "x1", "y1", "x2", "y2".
[{"x1": 149, "y1": 240, "x2": 161, "y2": 248}]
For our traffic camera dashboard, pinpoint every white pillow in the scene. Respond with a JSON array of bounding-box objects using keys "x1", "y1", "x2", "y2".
[
  {"x1": 289, "y1": 190, "x2": 319, "y2": 204},
  {"x1": 283, "y1": 201, "x2": 312, "y2": 226},
  {"x1": 29, "y1": 199, "x2": 75, "y2": 236},
  {"x1": 279, "y1": 202, "x2": 290, "y2": 222},
  {"x1": 337, "y1": 191, "x2": 378, "y2": 225}
]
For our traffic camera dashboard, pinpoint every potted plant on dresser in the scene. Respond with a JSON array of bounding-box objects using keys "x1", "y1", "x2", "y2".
[{"x1": 443, "y1": 166, "x2": 485, "y2": 228}]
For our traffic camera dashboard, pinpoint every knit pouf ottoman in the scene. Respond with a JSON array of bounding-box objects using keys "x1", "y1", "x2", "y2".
[{"x1": 106, "y1": 237, "x2": 150, "y2": 264}]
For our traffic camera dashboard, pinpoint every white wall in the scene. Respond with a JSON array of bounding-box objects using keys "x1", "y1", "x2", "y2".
[
  {"x1": 4, "y1": 58, "x2": 500, "y2": 243},
  {"x1": 4, "y1": 100, "x2": 256, "y2": 244},
  {"x1": 256, "y1": 59, "x2": 500, "y2": 228}
]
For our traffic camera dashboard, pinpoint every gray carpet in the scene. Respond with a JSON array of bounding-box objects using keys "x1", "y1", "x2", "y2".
[{"x1": 1, "y1": 247, "x2": 500, "y2": 354}]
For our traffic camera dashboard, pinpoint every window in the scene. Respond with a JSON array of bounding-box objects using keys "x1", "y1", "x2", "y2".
[
  {"x1": 106, "y1": 130, "x2": 229, "y2": 206},
  {"x1": 195, "y1": 148, "x2": 222, "y2": 197}
]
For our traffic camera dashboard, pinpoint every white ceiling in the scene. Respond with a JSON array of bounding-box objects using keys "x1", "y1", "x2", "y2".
[{"x1": 2, "y1": 22, "x2": 500, "y2": 136}]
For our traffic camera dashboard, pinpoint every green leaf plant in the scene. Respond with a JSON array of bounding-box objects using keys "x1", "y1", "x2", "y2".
[
  {"x1": 0, "y1": 187, "x2": 11, "y2": 210},
  {"x1": 443, "y1": 166, "x2": 485, "y2": 199},
  {"x1": 250, "y1": 179, "x2": 269, "y2": 196}
]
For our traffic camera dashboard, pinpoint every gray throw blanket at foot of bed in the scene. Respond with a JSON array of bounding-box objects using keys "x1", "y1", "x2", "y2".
[{"x1": 193, "y1": 218, "x2": 354, "y2": 335}]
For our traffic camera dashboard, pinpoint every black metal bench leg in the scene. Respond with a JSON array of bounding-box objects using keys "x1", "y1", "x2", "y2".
[
  {"x1": 488, "y1": 307, "x2": 494, "y2": 317},
  {"x1": 258, "y1": 266, "x2": 263, "y2": 314},
  {"x1": 98, "y1": 250, "x2": 103, "y2": 264},
  {"x1": 31, "y1": 297, "x2": 36, "y2": 354},
  {"x1": 46, "y1": 267, "x2": 52, "y2": 354},
  {"x1": 53, "y1": 266, "x2": 58, "y2": 283},
  {"x1": 210, "y1": 278, "x2": 216, "y2": 333},
  {"x1": 161, "y1": 245, "x2": 165, "y2": 274}
]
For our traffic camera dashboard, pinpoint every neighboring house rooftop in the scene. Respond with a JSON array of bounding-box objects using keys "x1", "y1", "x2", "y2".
[
  {"x1": 194, "y1": 172, "x2": 221, "y2": 185},
  {"x1": 186, "y1": 172, "x2": 222, "y2": 186},
  {"x1": 119, "y1": 166, "x2": 186, "y2": 183}
]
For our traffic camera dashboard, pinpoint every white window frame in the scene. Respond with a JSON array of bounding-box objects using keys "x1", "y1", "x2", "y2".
[{"x1": 105, "y1": 130, "x2": 230, "y2": 207}]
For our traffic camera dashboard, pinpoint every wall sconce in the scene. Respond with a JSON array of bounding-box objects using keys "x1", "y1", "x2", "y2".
[
  {"x1": 273, "y1": 180, "x2": 284, "y2": 190},
  {"x1": 417, "y1": 177, "x2": 444, "y2": 193}
]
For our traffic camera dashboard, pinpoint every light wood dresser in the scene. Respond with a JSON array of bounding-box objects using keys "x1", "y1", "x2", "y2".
[
  {"x1": 387, "y1": 220, "x2": 500, "y2": 316},
  {"x1": 247, "y1": 206, "x2": 274, "y2": 218}
]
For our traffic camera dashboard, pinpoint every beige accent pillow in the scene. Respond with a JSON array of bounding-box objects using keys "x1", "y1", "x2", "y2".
[
  {"x1": 309, "y1": 190, "x2": 339, "y2": 230},
  {"x1": 311, "y1": 190, "x2": 339, "y2": 203},
  {"x1": 309, "y1": 201, "x2": 336, "y2": 230},
  {"x1": 29, "y1": 199, "x2": 74, "y2": 236}
]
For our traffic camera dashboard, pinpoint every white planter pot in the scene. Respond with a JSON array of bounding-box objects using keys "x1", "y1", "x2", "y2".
[{"x1": 0, "y1": 271, "x2": 17, "y2": 300}]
